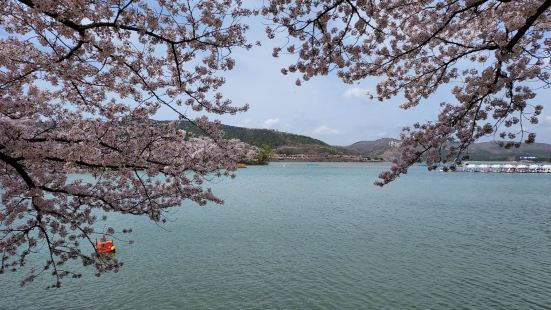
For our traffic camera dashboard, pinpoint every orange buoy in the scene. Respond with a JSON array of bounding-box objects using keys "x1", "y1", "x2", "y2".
[{"x1": 96, "y1": 239, "x2": 116, "y2": 253}]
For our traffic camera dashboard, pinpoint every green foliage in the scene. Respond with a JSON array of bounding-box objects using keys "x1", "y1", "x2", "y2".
[
  {"x1": 178, "y1": 121, "x2": 327, "y2": 148},
  {"x1": 257, "y1": 145, "x2": 273, "y2": 165},
  {"x1": 177, "y1": 122, "x2": 551, "y2": 162}
]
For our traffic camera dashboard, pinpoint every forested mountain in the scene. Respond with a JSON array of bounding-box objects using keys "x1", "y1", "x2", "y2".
[
  {"x1": 346, "y1": 139, "x2": 551, "y2": 161},
  {"x1": 466, "y1": 142, "x2": 551, "y2": 161},
  {"x1": 178, "y1": 121, "x2": 328, "y2": 147},
  {"x1": 178, "y1": 121, "x2": 551, "y2": 161}
]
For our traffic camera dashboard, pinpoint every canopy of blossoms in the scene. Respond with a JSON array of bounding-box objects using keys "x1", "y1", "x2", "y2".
[
  {"x1": 0, "y1": 0, "x2": 254, "y2": 287},
  {"x1": 263, "y1": 0, "x2": 549, "y2": 184}
]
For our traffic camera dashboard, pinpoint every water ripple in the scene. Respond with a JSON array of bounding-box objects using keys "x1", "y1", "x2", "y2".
[{"x1": 1, "y1": 165, "x2": 551, "y2": 309}]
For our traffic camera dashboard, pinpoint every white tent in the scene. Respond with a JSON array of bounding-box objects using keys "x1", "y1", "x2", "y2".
[
  {"x1": 516, "y1": 164, "x2": 528, "y2": 172},
  {"x1": 467, "y1": 164, "x2": 479, "y2": 171},
  {"x1": 478, "y1": 164, "x2": 489, "y2": 170},
  {"x1": 460, "y1": 163, "x2": 551, "y2": 173}
]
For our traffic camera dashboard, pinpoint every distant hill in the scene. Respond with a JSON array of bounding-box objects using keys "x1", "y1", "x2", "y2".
[
  {"x1": 346, "y1": 138, "x2": 401, "y2": 159},
  {"x1": 345, "y1": 139, "x2": 551, "y2": 161},
  {"x1": 467, "y1": 142, "x2": 551, "y2": 161},
  {"x1": 176, "y1": 121, "x2": 551, "y2": 161},
  {"x1": 178, "y1": 121, "x2": 359, "y2": 157},
  {"x1": 178, "y1": 121, "x2": 329, "y2": 148}
]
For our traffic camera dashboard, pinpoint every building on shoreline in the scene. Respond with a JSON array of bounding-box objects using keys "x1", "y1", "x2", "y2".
[
  {"x1": 271, "y1": 154, "x2": 377, "y2": 162},
  {"x1": 460, "y1": 163, "x2": 551, "y2": 173}
]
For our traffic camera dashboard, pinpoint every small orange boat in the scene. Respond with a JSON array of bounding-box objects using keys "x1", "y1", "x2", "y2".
[{"x1": 96, "y1": 239, "x2": 116, "y2": 253}]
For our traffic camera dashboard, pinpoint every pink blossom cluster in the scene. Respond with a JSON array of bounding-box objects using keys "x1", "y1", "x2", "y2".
[
  {"x1": 0, "y1": 0, "x2": 253, "y2": 287},
  {"x1": 263, "y1": 0, "x2": 550, "y2": 185}
]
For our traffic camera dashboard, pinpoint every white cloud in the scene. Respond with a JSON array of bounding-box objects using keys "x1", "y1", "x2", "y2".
[
  {"x1": 313, "y1": 125, "x2": 340, "y2": 135},
  {"x1": 544, "y1": 115, "x2": 551, "y2": 126},
  {"x1": 264, "y1": 117, "x2": 280, "y2": 128},
  {"x1": 343, "y1": 87, "x2": 372, "y2": 100}
]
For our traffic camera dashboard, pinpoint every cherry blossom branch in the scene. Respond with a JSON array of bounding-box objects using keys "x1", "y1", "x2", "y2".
[
  {"x1": 264, "y1": 0, "x2": 550, "y2": 184},
  {"x1": 1, "y1": 0, "x2": 253, "y2": 287}
]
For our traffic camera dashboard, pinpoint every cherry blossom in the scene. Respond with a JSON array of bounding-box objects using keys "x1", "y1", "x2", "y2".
[
  {"x1": 0, "y1": 0, "x2": 253, "y2": 287},
  {"x1": 262, "y1": 0, "x2": 550, "y2": 185}
]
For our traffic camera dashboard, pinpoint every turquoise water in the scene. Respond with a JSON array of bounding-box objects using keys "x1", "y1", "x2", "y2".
[{"x1": 2, "y1": 162, "x2": 551, "y2": 309}]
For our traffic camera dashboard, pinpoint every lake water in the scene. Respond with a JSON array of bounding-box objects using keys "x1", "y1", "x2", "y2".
[{"x1": 1, "y1": 162, "x2": 551, "y2": 309}]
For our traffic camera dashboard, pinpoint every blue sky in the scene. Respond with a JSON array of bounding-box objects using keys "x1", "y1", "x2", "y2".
[{"x1": 154, "y1": 15, "x2": 551, "y2": 146}]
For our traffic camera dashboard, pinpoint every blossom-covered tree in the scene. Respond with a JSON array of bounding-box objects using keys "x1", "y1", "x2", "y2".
[
  {"x1": 0, "y1": 0, "x2": 254, "y2": 287},
  {"x1": 263, "y1": 0, "x2": 550, "y2": 185}
]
